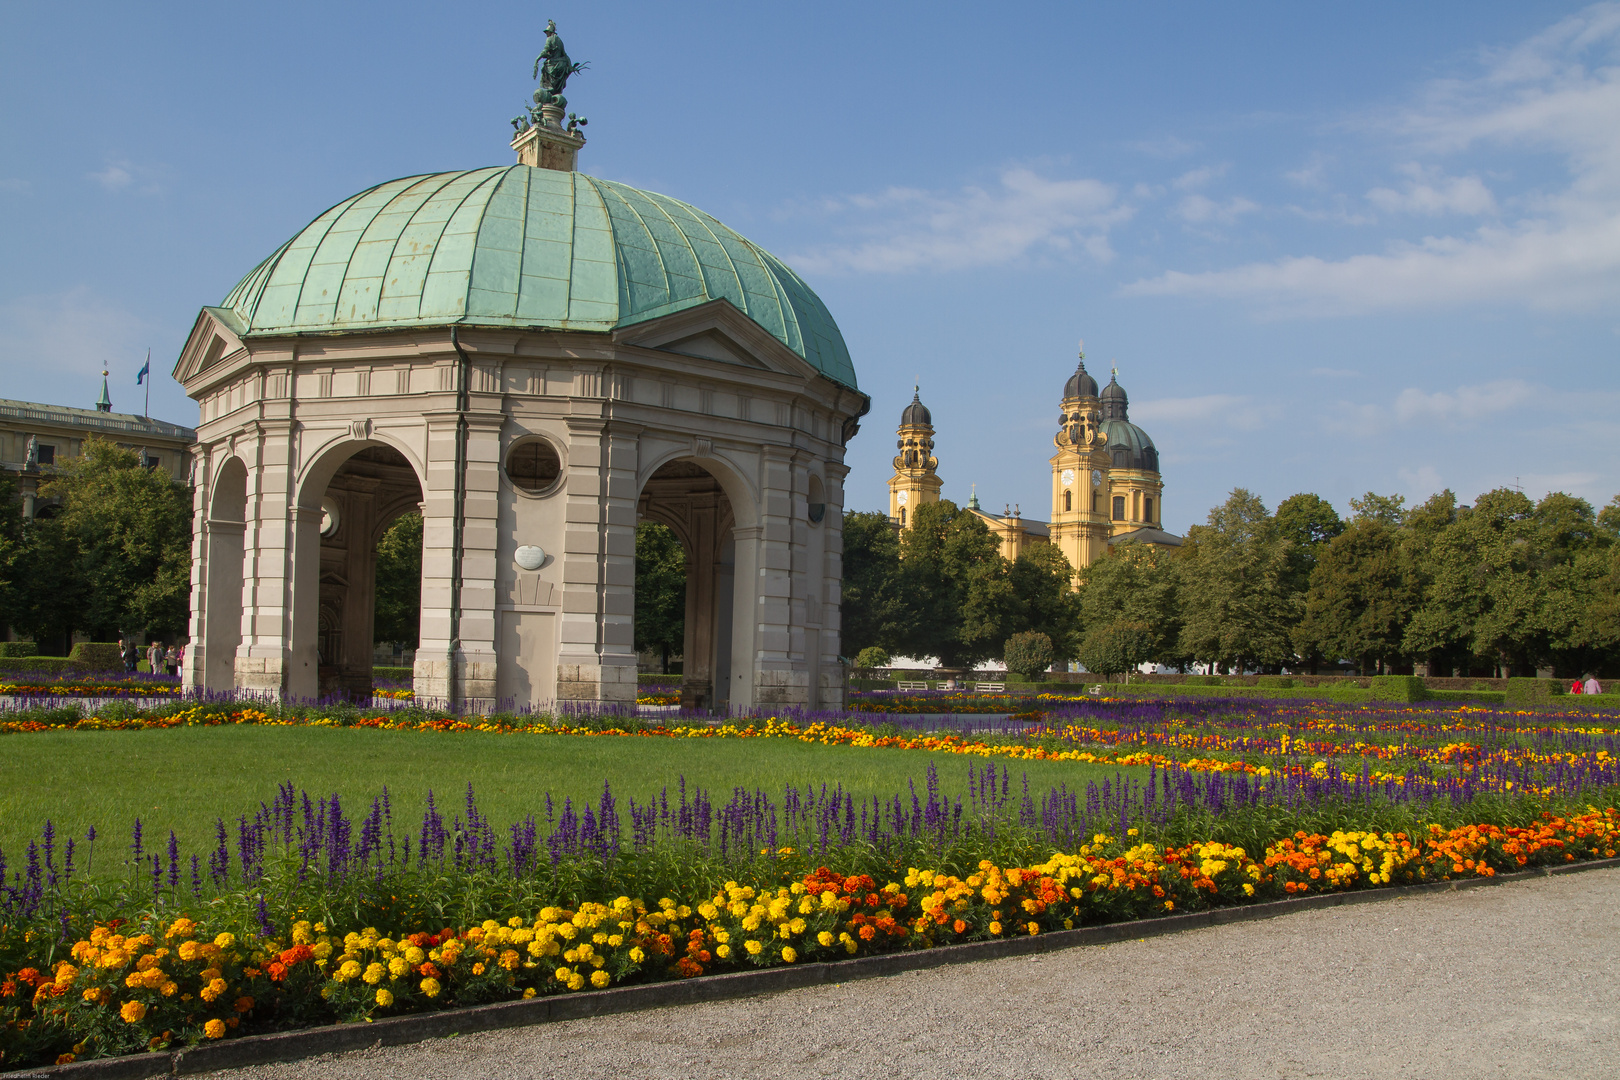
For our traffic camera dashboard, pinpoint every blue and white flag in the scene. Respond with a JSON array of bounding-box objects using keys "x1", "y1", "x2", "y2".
[{"x1": 136, "y1": 355, "x2": 150, "y2": 385}]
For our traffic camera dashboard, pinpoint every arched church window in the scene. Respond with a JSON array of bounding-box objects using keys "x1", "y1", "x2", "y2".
[
  {"x1": 1143, "y1": 496, "x2": 1154, "y2": 523},
  {"x1": 1063, "y1": 490, "x2": 1071, "y2": 512},
  {"x1": 506, "y1": 437, "x2": 563, "y2": 496},
  {"x1": 899, "y1": 507, "x2": 907, "y2": 526},
  {"x1": 1112, "y1": 495, "x2": 1125, "y2": 521}
]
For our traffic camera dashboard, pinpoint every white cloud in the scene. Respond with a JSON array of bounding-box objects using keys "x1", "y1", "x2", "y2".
[
  {"x1": 90, "y1": 162, "x2": 133, "y2": 190},
  {"x1": 1172, "y1": 165, "x2": 1227, "y2": 191},
  {"x1": 0, "y1": 288, "x2": 153, "y2": 397},
  {"x1": 1392, "y1": 379, "x2": 1529, "y2": 424},
  {"x1": 1133, "y1": 393, "x2": 1274, "y2": 430},
  {"x1": 1366, "y1": 163, "x2": 1497, "y2": 216},
  {"x1": 1398, "y1": 464, "x2": 1444, "y2": 495},
  {"x1": 1123, "y1": 6, "x2": 1620, "y2": 314},
  {"x1": 788, "y1": 169, "x2": 1128, "y2": 275},
  {"x1": 1176, "y1": 194, "x2": 1260, "y2": 225}
]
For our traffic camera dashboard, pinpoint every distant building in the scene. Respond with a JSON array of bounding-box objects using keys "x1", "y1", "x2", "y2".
[
  {"x1": 0, "y1": 372, "x2": 197, "y2": 520},
  {"x1": 887, "y1": 350, "x2": 1181, "y2": 575}
]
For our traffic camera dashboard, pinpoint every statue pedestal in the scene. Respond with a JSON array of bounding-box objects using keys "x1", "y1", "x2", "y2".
[{"x1": 512, "y1": 122, "x2": 585, "y2": 172}]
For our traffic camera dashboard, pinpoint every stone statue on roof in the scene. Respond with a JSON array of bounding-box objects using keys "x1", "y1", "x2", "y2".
[{"x1": 531, "y1": 20, "x2": 587, "y2": 116}]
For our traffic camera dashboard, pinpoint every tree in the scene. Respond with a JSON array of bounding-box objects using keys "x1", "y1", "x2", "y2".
[
  {"x1": 15, "y1": 438, "x2": 192, "y2": 642},
  {"x1": 1275, "y1": 492, "x2": 1344, "y2": 595},
  {"x1": 1294, "y1": 519, "x2": 1418, "y2": 674},
  {"x1": 1075, "y1": 540, "x2": 1182, "y2": 668},
  {"x1": 0, "y1": 474, "x2": 21, "y2": 631},
  {"x1": 1404, "y1": 488, "x2": 1568, "y2": 676},
  {"x1": 634, "y1": 522, "x2": 686, "y2": 673},
  {"x1": 893, "y1": 500, "x2": 1007, "y2": 668},
  {"x1": 373, "y1": 512, "x2": 422, "y2": 647},
  {"x1": 1176, "y1": 489, "x2": 1298, "y2": 672},
  {"x1": 1349, "y1": 492, "x2": 1407, "y2": 527},
  {"x1": 854, "y1": 646, "x2": 890, "y2": 670},
  {"x1": 1076, "y1": 619, "x2": 1153, "y2": 682},
  {"x1": 839, "y1": 511, "x2": 902, "y2": 660},
  {"x1": 1003, "y1": 631, "x2": 1054, "y2": 681},
  {"x1": 1007, "y1": 544, "x2": 1082, "y2": 662}
]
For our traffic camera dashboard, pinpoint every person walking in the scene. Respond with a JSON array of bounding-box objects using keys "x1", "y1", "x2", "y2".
[
  {"x1": 120, "y1": 637, "x2": 138, "y2": 673},
  {"x1": 1571, "y1": 678, "x2": 1584, "y2": 694},
  {"x1": 170, "y1": 642, "x2": 184, "y2": 677},
  {"x1": 1584, "y1": 674, "x2": 1602, "y2": 695},
  {"x1": 146, "y1": 640, "x2": 162, "y2": 675}
]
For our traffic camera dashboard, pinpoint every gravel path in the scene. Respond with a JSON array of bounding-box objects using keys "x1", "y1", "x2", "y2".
[{"x1": 208, "y1": 868, "x2": 1620, "y2": 1080}]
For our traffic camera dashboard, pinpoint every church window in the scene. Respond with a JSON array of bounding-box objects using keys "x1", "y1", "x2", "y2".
[
  {"x1": 899, "y1": 507, "x2": 906, "y2": 526},
  {"x1": 1143, "y1": 496, "x2": 1153, "y2": 522},
  {"x1": 1112, "y1": 495, "x2": 1125, "y2": 521},
  {"x1": 1091, "y1": 493, "x2": 1099, "y2": 513},
  {"x1": 1063, "y1": 490, "x2": 1071, "y2": 512}
]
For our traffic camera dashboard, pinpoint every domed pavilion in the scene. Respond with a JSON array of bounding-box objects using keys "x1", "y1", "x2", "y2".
[{"x1": 174, "y1": 44, "x2": 868, "y2": 711}]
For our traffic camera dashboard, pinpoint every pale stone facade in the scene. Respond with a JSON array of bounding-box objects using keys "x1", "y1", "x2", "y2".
[{"x1": 174, "y1": 118, "x2": 867, "y2": 713}]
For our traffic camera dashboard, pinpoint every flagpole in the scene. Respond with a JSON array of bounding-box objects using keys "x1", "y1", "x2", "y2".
[{"x1": 143, "y1": 348, "x2": 150, "y2": 417}]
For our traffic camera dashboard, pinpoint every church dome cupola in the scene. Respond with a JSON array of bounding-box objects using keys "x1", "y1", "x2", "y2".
[
  {"x1": 1063, "y1": 360, "x2": 1098, "y2": 401},
  {"x1": 1100, "y1": 370, "x2": 1128, "y2": 421},
  {"x1": 900, "y1": 387, "x2": 931, "y2": 427}
]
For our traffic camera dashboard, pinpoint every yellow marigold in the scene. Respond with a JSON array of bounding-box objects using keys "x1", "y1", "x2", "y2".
[
  {"x1": 160, "y1": 981, "x2": 178, "y2": 997},
  {"x1": 403, "y1": 946, "x2": 426, "y2": 965},
  {"x1": 82, "y1": 987, "x2": 102, "y2": 1003},
  {"x1": 567, "y1": 974, "x2": 585, "y2": 991},
  {"x1": 375, "y1": 988, "x2": 394, "y2": 1007},
  {"x1": 420, "y1": 977, "x2": 442, "y2": 999},
  {"x1": 590, "y1": 969, "x2": 610, "y2": 988},
  {"x1": 177, "y1": 941, "x2": 202, "y2": 962},
  {"x1": 235, "y1": 995, "x2": 254, "y2": 1013},
  {"x1": 716, "y1": 943, "x2": 731, "y2": 959},
  {"x1": 388, "y1": 956, "x2": 410, "y2": 978},
  {"x1": 119, "y1": 1000, "x2": 147, "y2": 1024},
  {"x1": 989, "y1": 922, "x2": 1003, "y2": 936},
  {"x1": 628, "y1": 947, "x2": 645, "y2": 963},
  {"x1": 745, "y1": 940, "x2": 763, "y2": 956},
  {"x1": 817, "y1": 931, "x2": 834, "y2": 947},
  {"x1": 203, "y1": 1019, "x2": 226, "y2": 1040},
  {"x1": 200, "y1": 978, "x2": 228, "y2": 1003},
  {"x1": 781, "y1": 947, "x2": 797, "y2": 963},
  {"x1": 336, "y1": 960, "x2": 362, "y2": 981},
  {"x1": 363, "y1": 963, "x2": 386, "y2": 985},
  {"x1": 213, "y1": 932, "x2": 236, "y2": 950}
]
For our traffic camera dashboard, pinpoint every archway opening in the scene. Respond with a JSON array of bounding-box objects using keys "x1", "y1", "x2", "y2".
[
  {"x1": 306, "y1": 445, "x2": 423, "y2": 701},
  {"x1": 637, "y1": 459, "x2": 735, "y2": 711},
  {"x1": 201, "y1": 457, "x2": 248, "y2": 692}
]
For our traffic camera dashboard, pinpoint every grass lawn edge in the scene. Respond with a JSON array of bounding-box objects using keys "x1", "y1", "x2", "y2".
[{"x1": 15, "y1": 856, "x2": 1619, "y2": 1080}]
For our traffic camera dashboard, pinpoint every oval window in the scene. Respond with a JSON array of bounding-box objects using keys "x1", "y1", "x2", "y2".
[
  {"x1": 807, "y1": 474, "x2": 826, "y2": 524},
  {"x1": 506, "y1": 438, "x2": 562, "y2": 495}
]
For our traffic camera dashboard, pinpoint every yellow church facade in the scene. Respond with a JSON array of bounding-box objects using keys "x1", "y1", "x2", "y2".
[{"x1": 887, "y1": 350, "x2": 1181, "y2": 577}]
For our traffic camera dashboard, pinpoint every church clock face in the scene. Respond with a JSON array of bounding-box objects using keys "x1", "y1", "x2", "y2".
[
  {"x1": 1060, "y1": 469, "x2": 1074, "y2": 487},
  {"x1": 896, "y1": 490, "x2": 909, "y2": 505},
  {"x1": 1091, "y1": 469, "x2": 1103, "y2": 487}
]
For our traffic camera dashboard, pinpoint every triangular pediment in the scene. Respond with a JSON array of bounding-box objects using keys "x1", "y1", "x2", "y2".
[
  {"x1": 173, "y1": 308, "x2": 247, "y2": 388},
  {"x1": 614, "y1": 298, "x2": 821, "y2": 383}
]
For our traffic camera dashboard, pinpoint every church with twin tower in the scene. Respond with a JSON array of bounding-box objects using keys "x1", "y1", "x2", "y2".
[{"x1": 888, "y1": 349, "x2": 1182, "y2": 573}]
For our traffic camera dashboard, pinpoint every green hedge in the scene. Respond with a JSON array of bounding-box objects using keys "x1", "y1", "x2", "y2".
[
  {"x1": 1424, "y1": 689, "x2": 1509, "y2": 704},
  {"x1": 1368, "y1": 675, "x2": 1425, "y2": 702},
  {"x1": 373, "y1": 666, "x2": 413, "y2": 681},
  {"x1": 1504, "y1": 677, "x2": 1566, "y2": 704},
  {"x1": 69, "y1": 642, "x2": 125, "y2": 671},
  {"x1": 0, "y1": 641, "x2": 38, "y2": 658},
  {"x1": 0, "y1": 657, "x2": 85, "y2": 676}
]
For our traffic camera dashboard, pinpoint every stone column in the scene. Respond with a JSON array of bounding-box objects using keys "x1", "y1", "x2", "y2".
[
  {"x1": 750, "y1": 447, "x2": 800, "y2": 705},
  {"x1": 457, "y1": 413, "x2": 505, "y2": 711},
  {"x1": 679, "y1": 491, "x2": 720, "y2": 710},
  {"x1": 555, "y1": 418, "x2": 640, "y2": 705},
  {"x1": 819, "y1": 462, "x2": 850, "y2": 710},
  {"x1": 236, "y1": 421, "x2": 298, "y2": 696},
  {"x1": 181, "y1": 446, "x2": 211, "y2": 693}
]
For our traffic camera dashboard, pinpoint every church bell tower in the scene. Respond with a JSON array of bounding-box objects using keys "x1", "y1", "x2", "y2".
[
  {"x1": 888, "y1": 388, "x2": 941, "y2": 528},
  {"x1": 1048, "y1": 347, "x2": 1115, "y2": 572}
]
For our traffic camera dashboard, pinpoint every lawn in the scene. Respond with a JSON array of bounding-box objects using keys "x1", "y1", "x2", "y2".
[{"x1": 0, "y1": 724, "x2": 1146, "y2": 868}]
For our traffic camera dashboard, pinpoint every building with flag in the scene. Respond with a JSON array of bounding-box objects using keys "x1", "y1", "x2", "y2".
[{"x1": 0, "y1": 370, "x2": 197, "y2": 521}]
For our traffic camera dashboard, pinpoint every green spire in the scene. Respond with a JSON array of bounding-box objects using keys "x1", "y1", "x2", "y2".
[
  {"x1": 96, "y1": 370, "x2": 112, "y2": 412},
  {"x1": 968, "y1": 483, "x2": 980, "y2": 511}
]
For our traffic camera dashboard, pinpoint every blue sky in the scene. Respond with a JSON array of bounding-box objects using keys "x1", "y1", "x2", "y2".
[{"x1": 3, "y1": 1, "x2": 1618, "y2": 531}]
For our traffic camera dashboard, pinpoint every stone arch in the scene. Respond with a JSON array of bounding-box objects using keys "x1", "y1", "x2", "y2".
[
  {"x1": 635, "y1": 445, "x2": 760, "y2": 532},
  {"x1": 288, "y1": 436, "x2": 427, "y2": 701},
  {"x1": 636, "y1": 457, "x2": 747, "y2": 710},
  {"x1": 197, "y1": 455, "x2": 248, "y2": 693}
]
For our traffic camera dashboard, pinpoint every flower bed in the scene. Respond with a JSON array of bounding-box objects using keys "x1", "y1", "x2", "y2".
[
  {"x1": 5, "y1": 810, "x2": 1617, "y2": 1067},
  {"x1": 5, "y1": 695, "x2": 1620, "y2": 1068}
]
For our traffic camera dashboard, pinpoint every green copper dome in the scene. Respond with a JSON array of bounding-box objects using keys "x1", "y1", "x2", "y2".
[{"x1": 220, "y1": 166, "x2": 856, "y2": 389}]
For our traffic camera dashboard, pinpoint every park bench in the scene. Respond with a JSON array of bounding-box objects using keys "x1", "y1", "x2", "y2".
[
  {"x1": 896, "y1": 680, "x2": 930, "y2": 691},
  {"x1": 973, "y1": 682, "x2": 1006, "y2": 692}
]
